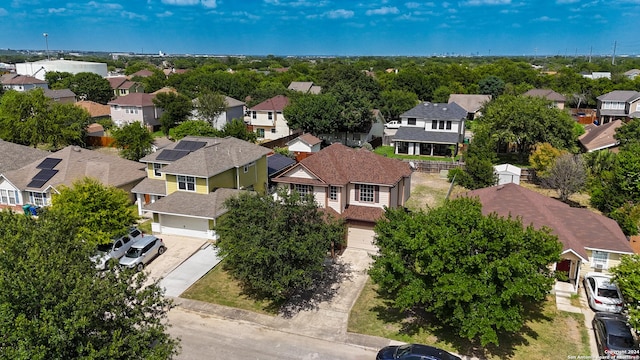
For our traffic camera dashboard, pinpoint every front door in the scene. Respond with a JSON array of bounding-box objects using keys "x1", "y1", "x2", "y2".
[{"x1": 556, "y1": 259, "x2": 571, "y2": 281}]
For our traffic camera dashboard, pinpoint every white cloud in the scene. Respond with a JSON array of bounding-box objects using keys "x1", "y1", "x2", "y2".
[
  {"x1": 264, "y1": 0, "x2": 328, "y2": 7},
  {"x1": 162, "y1": 0, "x2": 200, "y2": 5},
  {"x1": 460, "y1": 0, "x2": 511, "y2": 5},
  {"x1": 231, "y1": 11, "x2": 260, "y2": 20},
  {"x1": 366, "y1": 6, "x2": 399, "y2": 15},
  {"x1": 0, "y1": 8, "x2": 7, "y2": 16},
  {"x1": 556, "y1": 0, "x2": 579, "y2": 3},
  {"x1": 121, "y1": 11, "x2": 147, "y2": 20},
  {"x1": 201, "y1": 0, "x2": 217, "y2": 7},
  {"x1": 534, "y1": 15, "x2": 559, "y2": 21},
  {"x1": 48, "y1": 8, "x2": 65, "y2": 13},
  {"x1": 325, "y1": 9, "x2": 354, "y2": 19},
  {"x1": 157, "y1": 10, "x2": 173, "y2": 17},
  {"x1": 405, "y1": 2, "x2": 420, "y2": 8},
  {"x1": 87, "y1": 1, "x2": 123, "y2": 10}
]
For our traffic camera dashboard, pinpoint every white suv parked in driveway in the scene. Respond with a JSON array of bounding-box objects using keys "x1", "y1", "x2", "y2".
[
  {"x1": 91, "y1": 227, "x2": 144, "y2": 270},
  {"x1": 119, "y1": 235, "x2": 166, "y2": 272}
]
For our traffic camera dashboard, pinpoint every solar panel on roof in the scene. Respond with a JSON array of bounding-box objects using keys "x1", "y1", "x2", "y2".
[
  {"x1": 36, "y1": 157, "x2": 62, "y2": 169},
  {"x1": 156, "y1": 149, "x2": 190, "y2": 161},
  {"x1": 32, "y1": 169, "x2": 58, "y2": 182},
  {"x1": 174, "y1": 140, "x2": 207, "y2": 152},
  {"x1": 27, "y1": 179, "x2": 47, "y2": 188}
]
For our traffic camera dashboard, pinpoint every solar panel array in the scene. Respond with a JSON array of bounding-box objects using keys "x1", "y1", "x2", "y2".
[
  {"x1": 174, "y1": 140, "x2": 207, "y2": 152},
  {"x1": 156, "y1": 149, "x2": 191, "y2": 162},
  {"x1": 36, "y1": 157, "x2": 62, "y2": 169},
  {"x1": 27, "y1": 169, "x2": 58, "y2": 188}
]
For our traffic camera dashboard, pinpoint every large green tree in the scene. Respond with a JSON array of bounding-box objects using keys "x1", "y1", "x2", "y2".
[
  {"x1": 216, "y1": 190, "x2": 345, "y2": 302},
  {"x1": 370, "y1": 197, "x2": 562, "y2": 346},
  {"x1": 68, "y1": 72, "x2": 113, "y2": 104},
  {"x1": 46, "y1": 177, "x2": 139, "y2": 246},
  {"x1": 379, "y1": 89, "x2": 419, "y2": 121},
  {"x1": 111, "y1": 122, "x2": 154, "y2": 161},
  {"x1": 220, "y1": 118, "x2": 257, "y2": 143},
  {"x1": 283, "y1": 93, "x2": 341, "y2": 135},
  {"x1": 448, "y1": 128, "x2": 497, "y2": 189},
  {"x1": 171, "y1": 120, "x2": 220, "y2": 140},
  {"x1": 611, "y1": 255, "x2": 640, "y2": 331},
  {"x1": 194, "y1": 91, "x2": 227, "y2": 126},
  {"x1": 153, "y1": 92, "x2": 193, "y2": 136},
  {"x1": 0, "y1": 210, "x2": 179, "y2": 359}
]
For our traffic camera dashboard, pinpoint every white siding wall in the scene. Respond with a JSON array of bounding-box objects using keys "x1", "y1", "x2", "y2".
[
  {"x1": 288, "y1": 167, "x2": 315, "y2": 179},
  {"x1": 288, "y1": 140, "x2": 313, "y2": 153}
]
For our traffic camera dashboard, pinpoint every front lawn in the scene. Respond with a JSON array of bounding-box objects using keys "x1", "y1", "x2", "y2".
[{"x1": 348, "y1": 280, "x2": 590, "y2": 359}]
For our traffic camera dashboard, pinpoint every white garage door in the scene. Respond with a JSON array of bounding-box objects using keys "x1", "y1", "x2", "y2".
[
  {"x1": 160, "y1": 214, "x2": 210, "y2": 239},
  {"x1": 347, "y1": 224, "x2": 377, "y2": 252}
]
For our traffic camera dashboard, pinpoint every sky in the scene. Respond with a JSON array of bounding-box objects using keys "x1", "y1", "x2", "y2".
[{"x1": 1, "y1": 0, "x2": 640, "y2": 57}]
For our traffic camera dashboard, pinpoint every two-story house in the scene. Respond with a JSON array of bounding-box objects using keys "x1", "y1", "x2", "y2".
[
  {"x1": 132, "y1": 136, "x2": 272, "y2": 239},
  {"x1": 1, "y1": 74, "x2": 48, "y2": 92},
  {"x1": 596, "y1": 90, "x2": 640, "y2": 124},
  {"x1": 246, "y1": 95, "x2": 293, "y2": 141},
  {"x1": 272, "y1": 143, "x2": 412, "y2": 251},
  {"x1": 107, "y1": 76, "x2": 144, "y2": 98},
  {"x1": 393, "y1": 102, "x2": 467, "y2": 157},
  {"x1": 108, "y1": 93, "x2": 163, "y2": 129},
  {"x1": 191, "y1": 95, "x2": 246, "y2": 130},
  {"x1": 523, "y1": 89, "x2": 567, "y2": 110}
]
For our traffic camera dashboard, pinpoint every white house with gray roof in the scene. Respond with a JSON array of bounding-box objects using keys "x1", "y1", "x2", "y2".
[
  {"x1": 393, "y1": 102, "x2": 467, "y2": 157},
  {"x1": 596, "y1": 90, "x2": 640, "y2": 124},
  {"x1": 190, "y1": 95, "x2": 246, "y2": 130}
]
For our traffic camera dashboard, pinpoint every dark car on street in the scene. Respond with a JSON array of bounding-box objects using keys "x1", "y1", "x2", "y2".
[
  {"x1": 593, "y1": 312, "x2": 640, "y2": 359},
  {"x1": 376, "y1": 344, "x2": 462, "y2": 360}
]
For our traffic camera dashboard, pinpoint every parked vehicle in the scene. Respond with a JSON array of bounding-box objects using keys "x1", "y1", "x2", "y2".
[
  {"x1": 91, "y1": 227, "x2": 144, "y2": 270},
  {"x1": 119, "y1": 235, "x2": 166, "y2": 271},
  {"x1": 376, "y1": 344, "x2": 461, "y2": 360},
  {"x1": 384, "y1": 120, "x2": 400, "y2": 129},
  {"x1": 583, "y1": 272, "x2": 624, "y2": 313},
  {"x1": 593, "y1": 312, "x2": 640, "y2": 359}
]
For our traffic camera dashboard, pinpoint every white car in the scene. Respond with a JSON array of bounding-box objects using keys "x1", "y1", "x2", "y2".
[
  {"x1": 91, "y1": 227, "x2": 144, "y2": 270},
  {"x1": 583, "y1": 272, "x2": 624, "y2": 313},
  {"x1": 384, "y1": 120, "x2": 400, "y2": 129}
]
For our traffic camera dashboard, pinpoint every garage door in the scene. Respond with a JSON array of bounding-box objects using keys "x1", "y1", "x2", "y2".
[
  {"x1": 347, "y1": 224, "x2": 377, "y2": 252},
  {"x1": 159, "y1": 214, "x2": 211, "y2": 239}
]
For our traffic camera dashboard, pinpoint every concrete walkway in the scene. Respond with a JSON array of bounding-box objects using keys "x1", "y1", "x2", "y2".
[{"x1": 554, "y1": 281, "x2": 598, "y2": 357}]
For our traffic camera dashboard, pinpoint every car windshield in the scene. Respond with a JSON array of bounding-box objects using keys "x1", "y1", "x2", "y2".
[
  {"x1": 395, "y1": 345, "x2": 412, "y2": 358},
  {"x1": 96, "y1": 243, "x2": 112, "y2": 252},
  {"x1": 609, "y1": 334, "x2": 635, "y2": 348},
  {"x1": 598, "y1": 288, "x2": 620, "y2": 299},
  {"x1": 125, "y1": 247, "x2": 142, "y2": 258}
]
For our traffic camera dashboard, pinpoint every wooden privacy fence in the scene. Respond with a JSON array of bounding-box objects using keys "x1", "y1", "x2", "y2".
[{"x1": 86, "y1": 135, "x2": 116, "y2": 147}]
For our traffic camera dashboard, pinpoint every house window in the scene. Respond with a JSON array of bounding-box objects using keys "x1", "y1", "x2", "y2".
[
  {"x1": 252, "y1": 111, "x2": 257, "y2": 119},
  {"x1": 0, "y1": 189, "x2": 7, "y2": 204},
  {"x1": 432, "y1": 120, "x2": 437, "y2": 129},
  {"x1": 271, "y1": 128, "x2": 276, "y2": 134},
  {"x1": 0, "y1": 189, "x2": 16, "y2": 204},
  {"x1": 257, "y1": 128, "x2": 265, "y2": 138},
  {"x1": 153, "y1": 163, "x2": 163, "y2": 177},
  {"x1": 177, "y1": 175, "x2": 196, "y2": 191},
  {"x1": 243, "y1": 162, "x2": 255, "y2": 173},
  {"x1": 446, "y1": 121, "x2": 452, "y2": 130},
  {"x1": 293, "y1": 184, "x2": 313, "y2": 196},
  {"x1": 30, "y1": 192, "x2": 46, "y2": 207},
  {"x1": 408, "y1": 118, "x2": 417, "y2": 125},
  {"x1": 439, "y1": 121, "x2": 445, "y2": 129},
  {"x1": 592, "y1": 251, "x2": 609, "y2": 269},
  {"x1": 268, "y1": 112, "x2": 273, "y2": 120},
  {"x1": 329, "y1": 186, "x2": 338, "y2": 201},
  {"x1": 357, "y1": 184, "x2": 378, "y2": 203},
  {"x1": 119, "y1": 89, "x2": 126, "y2": 95}
]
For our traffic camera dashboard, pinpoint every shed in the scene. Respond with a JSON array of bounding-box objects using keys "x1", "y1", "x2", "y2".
[{"x1": 494, "y1": 164, "x2": 521, "y2": 185}]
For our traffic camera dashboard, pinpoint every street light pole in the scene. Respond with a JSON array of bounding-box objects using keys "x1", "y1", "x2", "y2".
[{"x1": 43, "y1": 33, "x2": 49, "y2": 60}]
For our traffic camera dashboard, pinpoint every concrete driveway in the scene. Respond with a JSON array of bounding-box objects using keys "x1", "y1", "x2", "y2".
[{"x1": 142, "y1": 234, "x2": 209, "y2": 285}]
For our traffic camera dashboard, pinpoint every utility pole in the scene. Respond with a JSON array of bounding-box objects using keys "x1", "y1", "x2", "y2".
[
  {"x1": 43, "y1": 33, "x2": 49, "y2": 60},
  {"x1": 612, "y1": 41, "x2": 617, "y2": 65},
  {"x1": 589, "y1": 46, "x2": 592, "y2": 63}
]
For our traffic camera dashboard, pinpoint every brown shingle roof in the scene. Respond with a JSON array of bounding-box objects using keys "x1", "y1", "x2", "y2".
[
  {"x1": 448, "y1": 94, "x2": 491, "y2": 113},
  {"x1": 129, "y1": 69, "x2": 154, "y2": 78},
  {"x1": 142, "y1": 188, "x2": 242, "y2": 219},
  {"x1": 76, "y1": 100, "x2": 111, "y2": 118},
  {"x1": 250, "y1": 95, "x2": 289, "y2": 111},
  {"x1": 578, "y1": 120, "x2": 623, "y2": 152},
  {"x1": 289, "y1": 133, "x2": 322, "y2": 147},
  {"x1": 342, "y1": 205, "x2": 385, "y2": 223},
  {"x1": 1, "y1": 74, "x2": 47, "y2": 85},
  {"x1": 523, "y1": 89, "x2": 566, "y2": 102},
  {"x1": 107, "y1": 77, "x2": 128, "y2": 89},
  {"x1": 108, "y1": 93, "x2": 156, "y2": 107},
  {"x1": 274, "y1": 143, "x2": 412, "y2": 186},
  {"x1": 463, "y1": 183, "x2": 633, "y2": 261}
]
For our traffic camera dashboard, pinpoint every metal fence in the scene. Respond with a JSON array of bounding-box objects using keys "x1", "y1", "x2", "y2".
[{"x1": 405, "y1": 159, "x2": 535, "y2": 183}]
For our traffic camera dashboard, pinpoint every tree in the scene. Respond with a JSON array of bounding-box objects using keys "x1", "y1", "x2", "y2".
[
  {"x1": 111, "y1": 122, "x2": 154, "y2": 161},
  {"x1": 379, "y1": 89, "x2": 419, "y2": 121},
  {"x1": 45, "y1": 71, "x2": 74, "y2": 90},
  {"x1": 529, "y1": 142, "x2": 565, "y2": 178},
  {"x1": 45, "y1": 177, "x2": 139, "y2": 246},
  {"x1": 47, "y1": 103, "x2": 91, "y2": 148},
  {"x1": 153, "y1": 92, "x2": 193, "y2": 136},
  {"x1": 542, "y1": 153, "x2": 586, "y2": 202},
  {"x1": 478, "y1": 75, "x2": 505, "y2": 98},
  {"x1": 194, "y1": 91, "x2": 227, "y2": 126},
  {"x1": 283, "y1": 93, "x2": 341, "y2": 135},
  {"x1": 326, "y1": 81, "x2": 373, "y2": 133},
  {"x1": 449, "y1": 128, "x2": 497, "y2": 189},
  {"x1": 611, "y1": 255, "x2": 640, "y2": 330},
  {"x1": 68, "y1": 72, "x2": 113, "y2": 104},
  {"x1": 171, "y1": 120, "x2": 220, "y2": 140},
  {"x1": 220, "y1": 118, "x2": 257, "y2": 143},
  {"x1": 0, "y1": 210, "x2": 179, "y2": 359},
  {"x1": 615, "y1": 118, "x2": 640, "y2": 149},
  {"x1": 0, "y1": 89, "x2": 51, "y2": 147},
  {"x1": 370, "y1": 197, "x2": 562, "y2": 346},
  {"x1": 215, "y1": 190, "x2": 345, "y2": 301}
]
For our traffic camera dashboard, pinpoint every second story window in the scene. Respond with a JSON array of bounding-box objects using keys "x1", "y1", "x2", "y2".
[
  {"x1": 329, "y1": 186, "x2": 338, "y2": 201},
  {"x1": 252, "y1": 111, "x2": 257, "y2": 119},
  {"x1": 408, "y1": 118, "x2": 417, "y2": 125},
  {"x1": 432, "y1": 120, "x2": 437, "y2": 129},
  {"x1": 356, "y1": 184, "x2": 378, "y2": 203},
  {"x1": 153, "y1": 163, "x2": 163, "y2": 177},
  {"x1": 268, "y1": 112, "x2": 273, "y2": 120},
  {"x1": 439, "y1": 121, "x2": 445, "y2": 129},
  {"x1": 177, "y1": 175, "x2": 195, "y2": 191},
  {"x1": 446, "y1": 121, "x2": 452, "y2": 130}
]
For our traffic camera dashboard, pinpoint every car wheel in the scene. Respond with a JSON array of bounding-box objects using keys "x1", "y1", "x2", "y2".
[
  {"x1": 136, "y1": 263, "x2": 144, "y2": 272},
  {"x1": 158, "y1": 246, "x2": 166, "y2": 255}
]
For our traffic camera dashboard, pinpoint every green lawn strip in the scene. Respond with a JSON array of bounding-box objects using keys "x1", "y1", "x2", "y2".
[
  {"x1": 348, "y1": 279, "x2": 590, "y2": 359},
  {"x1": 180, "y1": 261, "x2": 280, "y2": 316},
  {"x1": 373, "y1": 146, "x2": 459, "y2": 162}
]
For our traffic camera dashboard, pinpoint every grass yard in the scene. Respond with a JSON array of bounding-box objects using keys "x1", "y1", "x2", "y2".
[
  {"x1": 180, "y1": 261, "x2": 281, "y2": 316},
  {"x1": 348, "y1": 280, "x2": 591, "y2": 359},
  {"x1": 373, "y1": 146, "x2": 461, "y2": 162}
]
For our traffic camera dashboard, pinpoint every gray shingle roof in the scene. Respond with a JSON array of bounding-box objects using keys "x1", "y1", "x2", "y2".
[
  {"x1": 393, "y1": 127, "x2": 462, "y2": 143},
  {"x1": 0, "y1": 140, "x2": 49, "y2": 174},
  {"x1": 597, "y1": 90, "x2": 640, "y2": 102},
  {"x1": 142, "y1": 188, "x2": 243, "y2": 219},
  {"x1": 131, "y1": 177, "x2": 167, "y2": 196},
  {"x1": 447, "y1": 94, "x2": 491, "y2": 113},
  {"x1": 401, "y1": 102, "x2": 467, "y2": 120},
  {"x1": 43, "y1": 88, "x2": 76, "y2": 99}
]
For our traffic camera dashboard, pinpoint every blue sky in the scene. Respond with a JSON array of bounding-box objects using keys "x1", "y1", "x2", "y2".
[{"x1": 1, "y1": 0, "x2": 640, "y2": 56}]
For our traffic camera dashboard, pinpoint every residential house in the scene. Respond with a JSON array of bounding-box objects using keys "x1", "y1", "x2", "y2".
[
  {"x1": 129, "y1": 69, "x2": 155, "y2": 78},
  {"x1": 319, "y1": 109, "x2": 385, "y2": 148},
  {"x1": 191, "y1": 95, "x2": 246, "y2": 130},
  {"x1": 273, "y1": 143, "x2": 412, "y2": 251},
  {"x1": 393, "y1": 102, "x2": 467, "y2": 157},
  {"x1": 267, "y1": 153, "x2": 296, "y2": 192},
  {"x1": 596, "y1": 90, "x2": 640, "y2": 124},
  {"x1": 0, "y1": 140, "x2": 49, "y2": 175},
  {"x1": 287, "y1": 133, "x2": 322, "y2": 162},
  {"x1": 1, "y1": 74, "x2": 48, "y2": 92},
  {"x1": 0, "y1": 146, "x2": 146, "y2": 211},
  {"x1": 463, "y1": 183, "x2": 634, "y2": 293},
  {"x1": 108, "y1": 93, "x2": 162, "y2": 129},
  {"x1": 107, "y1": 76, "x2": 144, "y2": 98},
  {"x1": 523, "y1": 88, "x2": 566, "y2": 109},
  {"x1": 76, "y1": 100, "x2": 111, "y2": 120},
  {"x1": 132, "y1": 136, "x2": 272, "y2": 239},
  {"x1": 624, "y1": 69, "x2": 640, "y2": 80},
  {"x1": 578, "y1": 120, "x2": 623, "y2": 152},
  {"x1": 287, "y1": 81, "x2": 321, "y2": 94},
  {"x1": 448, "y1": 94, "x2": 491, "y2": 119},
  {"x1": 246, "y1": 95, "x2": 293, "y2": 141},
  {"x1": 494, "y1": 164, "x2": 521, "y2": 185},
  {"x1": 43, "y1": 88, "x2": 76, "y2": 104}
]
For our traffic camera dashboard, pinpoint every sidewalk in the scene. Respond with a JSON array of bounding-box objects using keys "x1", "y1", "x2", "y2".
[{"x1": 554, "y1": 281, "x2": 598, "y2": 357}]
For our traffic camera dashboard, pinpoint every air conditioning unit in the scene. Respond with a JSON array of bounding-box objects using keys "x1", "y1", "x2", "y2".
[{"x1": 595, "y1": 263, "x2": 604, "y2": 270}]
